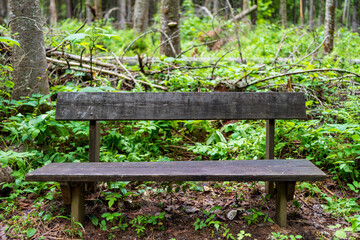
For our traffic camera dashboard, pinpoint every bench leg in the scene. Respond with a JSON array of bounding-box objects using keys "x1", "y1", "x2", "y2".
[
  {"x1": 275, "y1": 182, "x2": 287, "y2": 228},
  {"x1": 266, "y1": 181, "x2": 275, "y2": 196},
  {"x1": 60, "y1": 183, "x2": 71, "y2": 205},
  {"x1": 286, "y1": 181, "x2": 296, "y2": 201},
  {"x1": 71, "y1": 183, "x2": 85, "y2": 223}
]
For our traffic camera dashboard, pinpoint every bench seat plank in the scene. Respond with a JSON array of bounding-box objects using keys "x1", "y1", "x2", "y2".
[{"x1": 26, "y1": 160, "x2": 326, "y2": 182}]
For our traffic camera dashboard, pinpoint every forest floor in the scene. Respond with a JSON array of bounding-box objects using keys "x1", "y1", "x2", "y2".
[{"x1": 1, "y1": 177, "x2": 356, "y2": 240}]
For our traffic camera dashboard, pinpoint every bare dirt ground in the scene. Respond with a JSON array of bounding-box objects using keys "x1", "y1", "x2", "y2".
[{"x1": 3, "y1": 177, "x2": 357, "y2": 240}]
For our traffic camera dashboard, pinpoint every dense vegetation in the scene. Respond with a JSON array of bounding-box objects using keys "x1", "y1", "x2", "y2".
[{"x1": 0, "y1": 3, "x2": 360, "y2": 239}]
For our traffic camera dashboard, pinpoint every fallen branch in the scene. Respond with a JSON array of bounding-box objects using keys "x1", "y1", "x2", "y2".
[
  {"x1": 47, "y1": 51, "x2": 118, "y2": 69},
  {"x1": 240, "y1": 68, "x2": 360, "y2": 89},
  {"x1": 47, "y1": 57, "x2": 130, "y2": 79},
  {"x1": 48, "y1": 57, "x2": 169, "y2": 90}
]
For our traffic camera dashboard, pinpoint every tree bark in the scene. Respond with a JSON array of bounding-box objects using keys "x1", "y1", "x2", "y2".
[
  {"x1": 160, "y1": 0, "x2": 181, "y2": 57},
  {"x1": 133, "y1": 0, "x2": 149, "y2": 33},
  {"x1": 213, "y1": 0, "x2": 219, "y2": 15},
  {"x1": 280, "y1": 0, "x2": 287, "y2": 27},
  {"x1": 342, "y1": 0, "x2": 348, "y2": 27},
  {"x1": 352, "y1": 0, "x2": 359, "y2": 33},
  {"x1": 309, "y1": 0, "x2": 315, "y2": 29},
  {"x1": 66, "y1": 0, "x2": 72, "y2": 18},
  {"x1": 250, "y1": 0, "x2": 258, "y2": 25},
  {"x1": 0, "y1": 0, "x2": 8, "y2": 24},
  {"x1": 49, "y1": 0, "x2": 57, "y2": 26},
  {"x1": 300, "y1": 0, "x2": 304, "y2": 26},
  {"x1": 324, "y1": 0, "x2": 335, "y2": 54},
  {"x1": 94, "y1": 0, "x2": 102, "y2": 20},
  {"x1": 242, "y1": 0, "x2": 250, "y2": 23},
  {"x1": 9, "y1": 0, "x2": 50, "y2": 100},
  {"x1": 127, "y1": 0, "x2": 132, "y2": 24},
  {"x1": 318, "y1": 0, "x2": 325, "y2": 26},
  {"x1": 86, "y1": 0, "x2": 92, "y2": 25},
  {"x1": 117, "y1": 0, "x2": 126, "y2": 29}
]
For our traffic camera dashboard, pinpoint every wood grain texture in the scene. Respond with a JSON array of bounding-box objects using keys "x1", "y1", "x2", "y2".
[
  {"x1": 55, "y1": 92, "x2": 306, "y2": 120},
  {"x1": 26, "y1": 160, "x2": 327, "y2": 182}
]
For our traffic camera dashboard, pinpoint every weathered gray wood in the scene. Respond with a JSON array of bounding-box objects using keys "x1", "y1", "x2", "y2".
[
  {"x1": 71, "y1": 183, "x2": 84, "y2": 223},
  {"x1": 89, "y1": 121, "x2": 100, "y2": 162},
  {"x1": 286, "y1": 181, "x2": 296, "y2": 201},
  {"x1": 26, "y1": 160, "x2": 327, "y2": 182},
  {"x1": 276, "y1": 181, "x2": 288, "y2": 227},
  {"x1": 60, "y1": 183, "x2": 71, "y2": 204},
  {"x1": 265, "y1": 119, "x2": 275, "y2": 196},
  {"x1": 55, "y1": 92, "x2": 307, "y2": 121}
]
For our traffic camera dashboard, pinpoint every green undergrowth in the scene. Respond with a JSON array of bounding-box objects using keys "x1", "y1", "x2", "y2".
[{"x1": 1, "y1": 14, "x2": 360, "y2": 238}]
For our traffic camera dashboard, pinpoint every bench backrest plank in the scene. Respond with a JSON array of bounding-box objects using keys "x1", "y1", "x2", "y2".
[{"x1": 55, "y1": 92, "x2": 306, "y2": 121}]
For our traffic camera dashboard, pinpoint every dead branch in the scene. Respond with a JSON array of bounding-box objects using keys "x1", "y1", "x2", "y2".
[
  {"x1": 239, "y1": 68, "x2": 360, "y2": 89},
  {"x1": 47, "y1": 57, "x2": 131, "y2": 80},
  {"x1": 47, "y1": 51, "x2": 117, "y2": 69}
]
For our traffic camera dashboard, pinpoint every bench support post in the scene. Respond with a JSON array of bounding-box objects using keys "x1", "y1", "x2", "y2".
[
  {"x1": 275, "y1": 181, "x2": 287, "y2": 227},
  {"x1": 71, "y1": 183, "x2": 85, "y2": 223},
  {"x1": 88, "y1": 120, "x2": 100, "y2": 192},
  {"x1": 60, "y1": 183, "x2": 71, "y2": 205},
  {"x1": 265, "y1": 119, "x2": 275, "y2": 196}
]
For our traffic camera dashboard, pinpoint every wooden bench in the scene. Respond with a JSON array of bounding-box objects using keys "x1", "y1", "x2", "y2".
[{"x1": 25, "y1": 92, "x2": 327, "y2": 227}]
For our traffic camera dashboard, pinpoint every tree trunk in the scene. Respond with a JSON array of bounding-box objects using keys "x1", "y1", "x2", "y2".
[
  {"x1": 280, "y1": 0, "x2": 287, "y2": 27},
  {"x1": 352, "y1": 0, "x2": 359, "y2": 33},
  {"x1": 300, "y1": 0, "x2": 304, "y2": 26},
  {"x1": 318, "y1": 0, "x2": 325, "y2": 26},
  {"x1": 213, "y1": 0, "x2": 219, "y2": 15},
  {"x1": 250, "y1": 0, "x2": 258, "y2": 25},
  {"x1": 309, "y1": 0, "x2": 315, "y2": 29},
  {"x1": 94, "y1": 0, "x2": 102, "y2": 19},
  {"x1": 9, "y1": 0, "x2": 50, "y2": 100},
  {"x1": 49, "y1": 0, "x2": 57, "y2": 26},
  {"x1": 242, "y1": 0, "x2": 250, "y2": 23},
  {"x1": 342, "y1": 0, "x2": 348, "y2": 27},
  {"x1": 0, "y1": 0, "x2": 8, "y2": 24},
  {"x1": 66, "y1": 0, "x2": 72, "y2": 18},
  {"x1": 324, "y1": 0, "x2": 335, "y2": 54},
  {"x1": 127, "y1": 0, "x2": 133, "y2": 25},
  {"x1": 148, "y1": 0, "x2": 156, "y2": 26},
  {"x1": 86, "y1": 0, "x2": 92, "y2": 25},
  {"x1": 133, "y1": 0, "x2": 149, "y2": 33},
  {"x1": 160, "y1": 0, "x2": 181, "y2": 57},
  {"x1": 204, "y1": 0, "x2": 211, "y2": 10},
  {"x1": 117, "y1": 0, "x2": 126, "y2": 29}
]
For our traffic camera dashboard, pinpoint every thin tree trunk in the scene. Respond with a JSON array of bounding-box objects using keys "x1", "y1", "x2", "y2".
[
  {"x1": 309, "y1": 0, "x2": 315, "y2": 29},
  {"x1": 318, "y1": 0, "x2": 325, "y2": 26},
  {"x1": 342, "y1": 0, "x2": 348, "y2": 27},
  {"x1": 213, "y1": 0, "x2": 219, "y2": 15},
  {"x1": 133, "y1": 0, "x2": 149, "y2": 33},
  {"x1": 0, "y1": 0, "x2": 6, "y2": 24},
  {"x1": 127, "y1": 0, "x2": 132, "y2": 25},
  {"x1": 242, "y1": 0, "x2": 250, "y2": 23},
  {"x1": 300, "y1": 0, "x2": 304, "y2": 26},
  {"x1": 324, "y1": 0, "x2": 335, "y2": 54},
  {"x1": 160, "y1": 0, "x2": 181, "y2": 57},
  {"x1": 117, "y1": 0, "x2": 126, "y2": 29},
  {"x1": 9, "y1": 0, "x2": 50, "y2": 100},
  {"x1": 49, "y1": 0, "x2": 57, "y2": 26},
  {"x1": 148, "y1": 0, "x2": 156, "y2": 26},
  {"x1": 94, "y1": 0, "x2": 102, "y2": 19},
  {"x1": 352, "y1": 0, "x2": 359, "y2": 33},
  {"x1": 204, "y1": 0, "x2": 211, "y2": 10},
  {"x1": 86, "y1": 0, "x2": 92, "y2": 25},
  {"x1": 250, "y1": 0, "x2": 257, "y2": 25},
  {"x1": 280, "y1": 0, "x2": 287, "y2": 27},
  {"x1": 66, "y1": 0, "x2": 72, "y2": 18}
]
